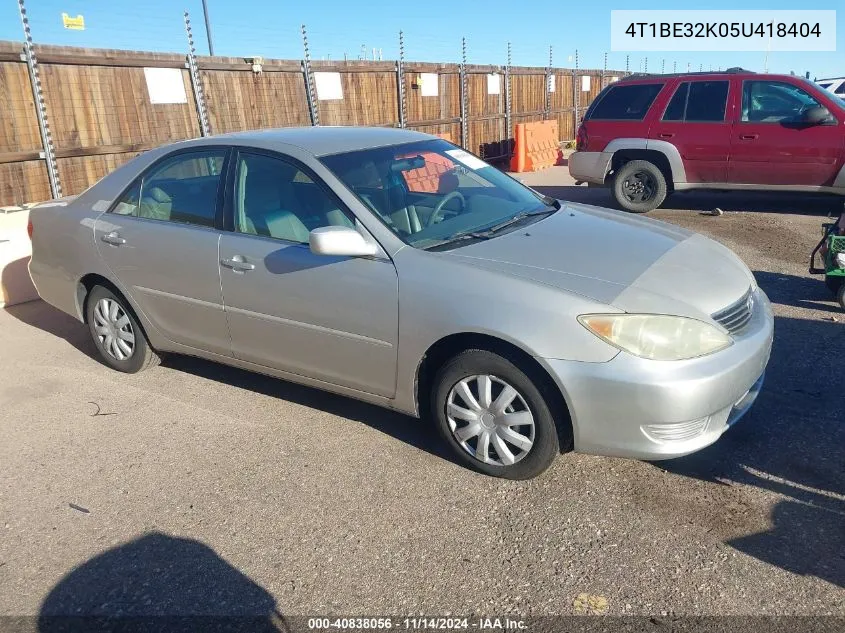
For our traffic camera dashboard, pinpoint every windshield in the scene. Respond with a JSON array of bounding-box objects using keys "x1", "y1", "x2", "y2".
[
  {"x1": 803, "y1": 77, "x2": 845, "y2": 109},
  {"x1": 320, "y1": 139, "x2": 554, "y2": 249}
]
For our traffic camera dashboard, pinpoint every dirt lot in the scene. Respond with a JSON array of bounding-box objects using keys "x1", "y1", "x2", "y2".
[{"x1": 0, "y1": 169, "x2": 843, "y2": 620}]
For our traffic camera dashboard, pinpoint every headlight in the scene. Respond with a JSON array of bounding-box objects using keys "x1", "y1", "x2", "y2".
[{"x1": 578, "y1": 314, "x2": 733, "y2": 361}]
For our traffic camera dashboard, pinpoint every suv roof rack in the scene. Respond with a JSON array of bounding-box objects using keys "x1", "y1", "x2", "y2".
[{"x1": 619, "y1": 67, "x2": 753, "y2": 81}]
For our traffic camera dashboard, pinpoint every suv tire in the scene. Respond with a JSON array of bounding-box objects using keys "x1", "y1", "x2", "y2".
[{"x1": 612, "y1": 160, "x2": 668, "y2": 213}]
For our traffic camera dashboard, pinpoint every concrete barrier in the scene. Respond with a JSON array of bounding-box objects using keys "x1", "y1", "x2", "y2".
[{"x1": 0, "y1": 210, "x2": 38, "y2": 308}]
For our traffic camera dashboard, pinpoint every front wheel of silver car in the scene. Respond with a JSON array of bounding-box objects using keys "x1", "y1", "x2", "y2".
[
  {"x1": 85, "y1": 285, "x2": 160, "y2": 374},
  {"x1": 431, "y1": 349, "x2": 561, "y2": 479}
]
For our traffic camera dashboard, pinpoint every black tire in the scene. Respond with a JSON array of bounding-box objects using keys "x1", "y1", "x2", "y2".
[
  {"x1": 838, "y1": 283, "x2": 845, "y2": 311},
  {"x1": 612, "y1": 159, "x2": 668, "y2": 213},
  {"x1": 85, "y1": 285, "x2": 160, "y2": 373},
  {"x1": 430, "y1": 349, "x2": 563, "y2": 480}
]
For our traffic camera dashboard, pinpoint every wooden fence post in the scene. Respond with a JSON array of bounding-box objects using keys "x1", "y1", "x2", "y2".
[
  {"x1": 301, "y1": 24, "x2": 319, "y2": 126},
  {"x1": 396, "y1": 31, "x2": 406, "y2": 128},
  {"x1": 184, "y1": 11, "x2": 211, "y2": 137},
  {"x1": 544, "y1": 45, "x2": 552, "y2": 120},
  {"x1": 573, "y1": 49, "x2": 580, "y2": 130},
  {"x1": 459, "y1": 37, "x2": 468, "y2": 149},
  {"x1": 504, "y1": 42, "x2": 511, "y2": 152},
  {"x1": 17, "y1": 0, "x2": 61, "y2": 199}
]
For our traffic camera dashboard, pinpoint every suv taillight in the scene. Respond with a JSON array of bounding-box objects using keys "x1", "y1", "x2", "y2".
[
  {"x1": 26, "y1": 217, "x2": 33, "y2": 240},
  {"x1": 576, "y1": 124, "x2": 588, "y2": 152}
]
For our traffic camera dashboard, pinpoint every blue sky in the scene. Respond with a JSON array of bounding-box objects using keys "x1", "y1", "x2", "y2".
[{"x1": 1, "y1": 0, "x2": 842, "y2": 78}]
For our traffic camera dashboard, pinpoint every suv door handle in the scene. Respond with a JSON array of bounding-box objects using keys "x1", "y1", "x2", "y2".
[
  {"x1": 739, "y1": 134, "x2": 759, "y2": 140},
  {"x1": 220, "y1": 256, "x2": 255, "y2": 272},
  {"x1": 101, "y1": 232, "x2": 126, "y2": 246},
  {"x1": 659, "y1": 132, "x2": 675, "y2": 139}
]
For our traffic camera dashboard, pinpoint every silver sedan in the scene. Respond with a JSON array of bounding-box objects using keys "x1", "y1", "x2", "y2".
[{"x1": 28, "y1": 127, "x2": 773, "y2": 479}]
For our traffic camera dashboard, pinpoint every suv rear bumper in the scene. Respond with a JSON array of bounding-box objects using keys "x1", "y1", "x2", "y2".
[{"x1": 569, "y1": 151, "x2": 612, "y2": 185}]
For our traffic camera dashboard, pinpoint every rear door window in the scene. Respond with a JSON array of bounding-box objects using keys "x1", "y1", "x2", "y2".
[
  {"x1": 662, "y1": 83, "x2": 689, "y2": 121},
  {"x1": 661, "y1": 81, "x2": 729, "y2": 122},
  {"x1": 111, "y1": 150, "x2": 226, "y2": 228},
  {"x1": 685, "y1": 81, "x2": 730, "y2": 122},
  {"x1": 587, "y1": 83, "x2": 664, "y2": 120}
]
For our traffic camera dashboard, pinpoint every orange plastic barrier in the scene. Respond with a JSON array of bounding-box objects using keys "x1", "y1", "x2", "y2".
[{"x1": 509, "y1": 120, "x2": 563, "y2": 173}]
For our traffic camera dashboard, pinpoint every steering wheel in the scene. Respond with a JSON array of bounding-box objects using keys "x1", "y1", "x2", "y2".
[{"x1": 427, "y1": 191, "x2": 466, "y2": 227}]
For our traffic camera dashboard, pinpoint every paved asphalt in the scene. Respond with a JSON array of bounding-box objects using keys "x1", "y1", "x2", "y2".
[{"x1": 0, "y1": 168, "x2": 843, "y2": 620}]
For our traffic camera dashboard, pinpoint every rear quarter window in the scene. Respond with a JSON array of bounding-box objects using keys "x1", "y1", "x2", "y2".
[{"x1": 586, "y1": 83, "x2": 664, "y2": 121}]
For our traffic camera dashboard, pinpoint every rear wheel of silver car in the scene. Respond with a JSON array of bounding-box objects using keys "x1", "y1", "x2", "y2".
[
  {"x1": 612, "y1": 160, "x2": 667, "y2": 213},
  {"x1": 432, "y1": 350, "x2": 560, "y2": 479},
  {"x1": 86, "y1": 285, "x2": 159, "y2": 373}
]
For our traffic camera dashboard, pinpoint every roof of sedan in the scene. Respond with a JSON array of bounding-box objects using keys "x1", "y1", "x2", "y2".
[{"x1": 211, "y1": 126, "x2": 435, "y2": 156}]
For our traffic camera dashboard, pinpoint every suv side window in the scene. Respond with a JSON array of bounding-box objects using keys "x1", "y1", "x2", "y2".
[
  {"x1": 111, "y1": 150, "x2": 226, "y2": 228},
  {"x1": 742, "y1": 80, "x2": 828, "y2": 123},
  {"x1": 663, "y1": 81, "x2": 729, "y2": 122},
  {"x1": 587, "y1": 83, "x2": 663, "y2": 120},
  {"x1": 234, "y1": 152, "x2": 354, "y2": 244},
  {"x1": 662, "y1": 83, "x2": 689, "y2": 121}
]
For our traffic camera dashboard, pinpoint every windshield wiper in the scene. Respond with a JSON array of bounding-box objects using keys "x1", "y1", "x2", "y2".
[
  {"x1": 477, "y1": 205, "x2": 558, "y2": 236},
  {"x1": 421, "y1": 230, "x2": 493, "y2": 251},
  {"x1": 422, "y1": 203, "x2": 558, "y2": 251}
]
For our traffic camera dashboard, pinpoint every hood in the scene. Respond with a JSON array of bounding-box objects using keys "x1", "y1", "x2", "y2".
[{"x1": 442, "y1": 201, "x2": 754, "y2": 321}]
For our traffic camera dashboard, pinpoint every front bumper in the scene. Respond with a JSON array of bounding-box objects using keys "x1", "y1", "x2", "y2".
[
  {"x1": 568, "y1": 151, "x2": 613, "y2": 185},
  {"x1": 540, "y1": 287, "x2": 774, "y2": 460}
]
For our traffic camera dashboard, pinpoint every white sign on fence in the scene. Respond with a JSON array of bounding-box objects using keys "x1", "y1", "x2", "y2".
[
  {"x1": 420, "y1": 73, "x2": 439, "y2": 97},
  {"x1": 487, "y1": 73, "x2": 500, "y2": 95},
  {"x1": 581, "y1": 75, "x2": 591, "y2": 92},
  {"x1": 143, "y1": 68, "x2": 187, "y2": 104},
  {"x1": 548, "y1": 74, "x2": 556, "y2": 92},
  {"x1": 314, "y1": 72, "x2": 343, "y2": 100}
]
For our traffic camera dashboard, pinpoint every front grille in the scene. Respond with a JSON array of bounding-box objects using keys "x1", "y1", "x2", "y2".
[{"x1": 712, "y1": 288, "x2": 754, "y2": 335}]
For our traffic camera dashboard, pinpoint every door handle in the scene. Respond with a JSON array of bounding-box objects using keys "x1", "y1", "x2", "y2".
[
  {"x1": 101, "y1": 231, "x2": 126, "y2": 246},
  {"x1": 659, "y1": 132, "x2": 675, "y2": 139},
  {"x1": 220, "y1": 256, "x2": 255, "y2": 272},
  {"x1": 739, "y1": 134, "x2": 759, "y2": 140}
]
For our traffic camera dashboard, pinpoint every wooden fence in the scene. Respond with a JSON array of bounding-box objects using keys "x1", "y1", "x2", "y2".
[{"x1": 0, "y1": 40, "x2": 626, "y2": 206}]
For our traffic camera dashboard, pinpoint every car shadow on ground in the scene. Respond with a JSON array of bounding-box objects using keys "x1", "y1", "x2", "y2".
[
  {"x1": 3, "y1": 299, "x2": 455, "y2": 468},
  {"x1": 163, "y1": 353, "x2": 456, "y2": 466},
  {"x1": 37, "y1": 532, "x2": 287, "y2": 631},
  {"x1": 532, "y1": 183, "x2": 845, "y2": 216},
  {"x1": 755, "y1": 270, "x2": 843, "y2": 314},
  {"x1": 656, "y1": 309, "x2": 845, "y2": 589}
]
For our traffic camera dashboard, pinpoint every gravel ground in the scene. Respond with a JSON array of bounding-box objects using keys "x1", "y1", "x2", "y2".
[{"x1": 0, "y1": 170, "x2": 843, "y2": 620}]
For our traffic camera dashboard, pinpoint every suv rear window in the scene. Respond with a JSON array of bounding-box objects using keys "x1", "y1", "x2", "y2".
[{"x1": 587, "y1": 83, "x2": 663, "y2": 120}]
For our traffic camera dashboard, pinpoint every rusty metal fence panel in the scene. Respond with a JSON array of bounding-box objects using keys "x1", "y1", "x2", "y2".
[
  {"x1": 197, "y1": 57, "x2": 310, "y2": 134},
  {"x1": 0, "y1": 37, "x2": 627, "y2": 206},
  {"x1": 0, "y1": 41, "x2": 51, "y2": 205},
  {"x1": 34, "y1": 45, "x2": 201, "y2": 196}
]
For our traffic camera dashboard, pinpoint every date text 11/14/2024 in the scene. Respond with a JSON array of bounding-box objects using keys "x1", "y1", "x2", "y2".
[{"x1": 307, "y1": 618, "x2": 527, "y2": 630}]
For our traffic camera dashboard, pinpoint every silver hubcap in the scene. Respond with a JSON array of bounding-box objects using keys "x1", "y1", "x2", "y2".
[
  {"x1": 446, "y1": 375, "x2": 535, "y2": 466},
  {"x1": 92, "y1": 298, "x2": 135, "y2": 361}
]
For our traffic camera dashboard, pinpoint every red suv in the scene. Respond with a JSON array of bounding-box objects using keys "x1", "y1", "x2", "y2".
[{"x1": 569, "y1": 69, "x2": 845, "y2": 212}]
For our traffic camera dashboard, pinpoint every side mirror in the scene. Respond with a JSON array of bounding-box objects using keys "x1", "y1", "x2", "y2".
[
  {"x1": 803, "y1": 105, "x2": 832, "y2": 125},
  {"x1": 309, "y1": 226, "x2": 378, "y2": 257}
]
